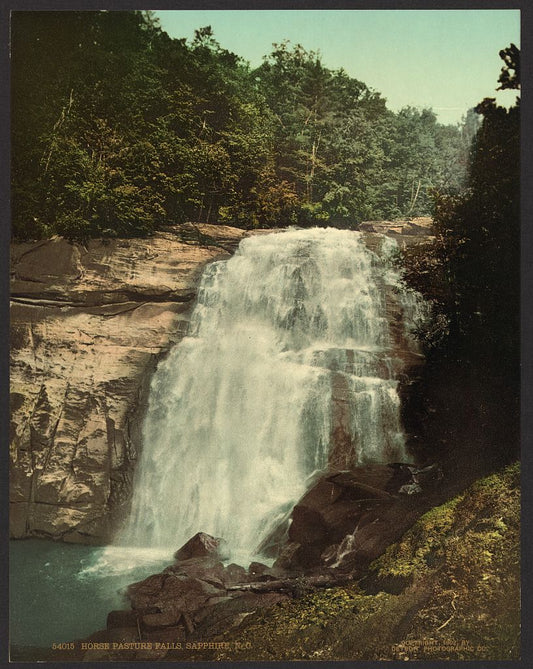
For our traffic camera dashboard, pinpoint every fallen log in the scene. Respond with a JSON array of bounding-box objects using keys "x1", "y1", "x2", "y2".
[{"x1": 226, "y1": 573, "x2": 350, "y2": 593}]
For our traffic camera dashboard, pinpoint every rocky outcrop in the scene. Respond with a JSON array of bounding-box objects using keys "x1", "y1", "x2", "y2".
[
  {"x1": 70, "y1": 536, "x2": 294, "y2": 661},
  {"x1": 359, "y1": 216, "x2": 434, "y2": 248},
  {"x1": 173, "y1": 532, "x2": 228, "y2": 562},
  {"x1": 73, "y1": 460, "x2": 452, "y2": 661},
  {"x1": 9, "y1": 222, "x2": 432, "y2": 543},
  {"x1": 273, "y1": 463, "x2": 446, "y2": 572},
  {"x1": 196, "y1": 464, "x2": 520, "y2": 663},
  {"x1": 10, "y1": 224, "x2": 252, "y2": 542}
]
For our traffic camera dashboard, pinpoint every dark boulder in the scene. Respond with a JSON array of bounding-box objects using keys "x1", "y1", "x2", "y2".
[
  {"x1": 174, "y1": 532, "x2": 228, "y2": 561},
  {"x1": 258, "y1": 467, "x2": 417, "y2": 563},
  {"x1": 278, "y1": 463, "x2": 442, "y2": 571},
  {"x1": 164, "y1": 556, "x2": 226, "y2": 588},
  {"x1": 248, "y1": 561, "x2": 286, "y2": 581},
  {"x1": 254, "y1": 514, "x2": 290, "y2": 557},
  {"x1": 273, "y1": 541, "x2": 302, "y2": 570},
  {"x1": 221, "y1": 562, "x2": 249, "y2": 586},
  {"x1": 125, "y1": 572, "x2": 168, "y2": 610},
  {"x1": 330, "y1": 500, "x2": 429, "y2": 573},
  {"x1": 248, "y1": 561, "x2": 270, "y2": 577},
  {"x1": 127, "y1": 573, "x2": 223, "y2": 621},
  {"x1": 326, "y1": 462, "x2": 415, "y2": 493},
  {"x1": 275, "y1": 542, "x2": 324, "y2": 570},
  {"x1": 121, "y1": 552, "x2": 292, "y2": 643},
  {"x1": 287, "y1": 467, "x2": 397, "y2": 551}
]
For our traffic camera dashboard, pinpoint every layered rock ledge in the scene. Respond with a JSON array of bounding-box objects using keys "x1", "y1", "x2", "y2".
[{"x1": 10, "y1": 224, "x2": 251, "y2": 542}]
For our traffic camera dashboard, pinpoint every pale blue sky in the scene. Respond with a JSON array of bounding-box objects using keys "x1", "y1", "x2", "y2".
[{"x1": 156, "y1": 9, "x2": 520, "y2": 126}]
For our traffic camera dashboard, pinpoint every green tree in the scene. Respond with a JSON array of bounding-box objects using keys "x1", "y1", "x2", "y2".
[
  {"x1": 11, "y1": 14, "x2": 471, "y2": 237},
  {"x1": 404, "y1": 45, "x2": 519, "y2": 363},
  {"x1": 12, "y1": 11, "x2": 169, "y2": 239}
]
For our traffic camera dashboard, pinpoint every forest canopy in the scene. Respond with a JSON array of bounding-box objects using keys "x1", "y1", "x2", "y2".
[{"x1": 11, "y1": 10, "x2": 474, "y2": 240}]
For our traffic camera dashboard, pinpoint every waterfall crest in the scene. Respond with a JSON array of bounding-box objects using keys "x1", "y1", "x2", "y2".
[{"x1": 118, "y1": 228, "x2": 422, "y2": 563}]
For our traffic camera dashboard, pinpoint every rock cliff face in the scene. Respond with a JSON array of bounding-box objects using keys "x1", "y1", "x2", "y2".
[
  {"x1": 10, "y1": 222, "x2": 431, "y2": 544},
  {"x1": 10, "y1": 224, "x2": 251, "y2": 542}
]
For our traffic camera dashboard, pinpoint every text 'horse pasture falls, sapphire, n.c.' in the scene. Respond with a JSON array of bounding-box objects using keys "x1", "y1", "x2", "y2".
[{"x1": 118, "y1": 228, "x2": 426, "y2": 565}]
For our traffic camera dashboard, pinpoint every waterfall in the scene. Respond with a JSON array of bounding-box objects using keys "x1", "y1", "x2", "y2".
[{"x1": 118, "y1": 228, "x2": 422, "y2": 564}]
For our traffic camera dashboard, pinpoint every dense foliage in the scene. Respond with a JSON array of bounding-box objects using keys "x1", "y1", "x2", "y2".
[
  {"x1": 401, "y1": 45, "x2": 520, "y2": 465},
  {"x1": 402, "y1": 45, "x2": 519, "y2": 368},
  {"x1": 12, "y1": 11, "x2": 470, "y2": 240}
]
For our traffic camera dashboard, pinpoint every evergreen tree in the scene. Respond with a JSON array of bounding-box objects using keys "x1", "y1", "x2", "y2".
[{"x1": 403, "y1": 44, "x2": 519, "y2": 369}]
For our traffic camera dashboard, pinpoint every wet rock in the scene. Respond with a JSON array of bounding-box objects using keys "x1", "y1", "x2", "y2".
[
  {"x1": 109, "y1": 545, "x2": 293, "y2": 645},
  {"x1": 328, "y1": 494, "x2": 442, "y2": 574},
  {"x1": 399, "y1": 483, "x2": 423, "y2": 495},
  {"x1": 279, "y1": 463, "x2": 441, "y2": 571},
  {"x1": 273, "y1": 541, "x2": 302, "y2": 570},
  {"x1": 326, "y1": 464, "x2": 409, "y2": 494},
  {"x1": 320, "y1": 544, "x2": 340, "y2": 564},
  {"x1": 247, "y1": 561, "x2": 270, "y2": 577},
  {"x1": 165, "y1": 556, "x2": 226, "y2": 588},
  {"x1": 126, "y1": 572, "x2": 169, "y2": 610},
  {"x1": 128, "y1": 573, "x2": 223, "y2": 616},
  {"x1": 174, "y1": 532, "x2": 228, "y2": 561},
  {"x1": 248, "y1": 562, "x2": 286, "y2": 581},
  {"x1": 254, "y1": 514, "x2": 290, "y2": 558},
  {"x1": 411, "y1": 462, "x2": 444, "y2": 485},
  {"x1": 221, "y1": 563, "x2": 249, "y2": 586},
  {"x1": 288, "y1": 468, "x2": 398, "y2": 550}
]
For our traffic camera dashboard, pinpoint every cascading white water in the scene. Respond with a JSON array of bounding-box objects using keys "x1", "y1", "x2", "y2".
[{"x1": 117, "y1": 228, "x2": 422, "y2": 564}]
